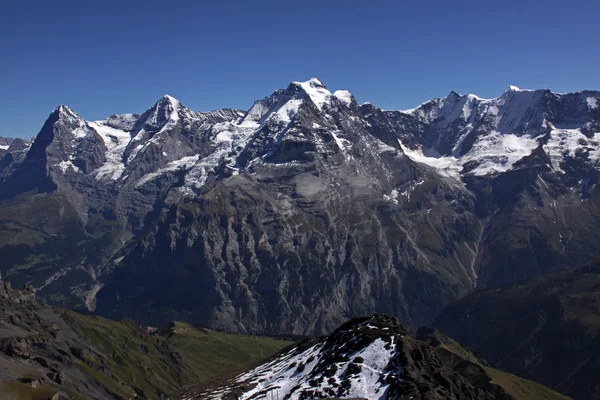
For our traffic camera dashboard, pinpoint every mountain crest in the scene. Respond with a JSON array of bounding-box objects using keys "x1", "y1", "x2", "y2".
[
  {"x1": 290, "y1": 77, "x2": 332, "y2": 110},
  {"x1": 196, "y1": 314, "x2": 514, "y2": 400}
]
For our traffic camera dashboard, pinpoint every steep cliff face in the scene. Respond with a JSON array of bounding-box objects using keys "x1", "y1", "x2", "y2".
[{"x1": 0, "y1": 79, "x2": 599, "y2": 335}]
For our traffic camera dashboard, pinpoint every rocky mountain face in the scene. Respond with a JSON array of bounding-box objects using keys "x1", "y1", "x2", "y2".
[
  {"x1": 0, "y1": 136, "x2": 30, "y2": 159},
  {"x1": 433, "y1": 259, "x2": 600, "y2": 400},
  {"x1": 0, "y1": 79, "x2": 599, "y2": 335},
  {"x1": 186, "y1": 314, "x2": 564, "y2": 400}
]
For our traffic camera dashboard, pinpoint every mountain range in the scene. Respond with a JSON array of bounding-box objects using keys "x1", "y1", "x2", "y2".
[{"x1": 0, "y1": 78, "x2": 599, "y2": 338}]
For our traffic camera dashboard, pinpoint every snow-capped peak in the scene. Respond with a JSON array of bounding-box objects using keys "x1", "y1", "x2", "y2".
[
  {"x1": 292, "y1": 78, "x2": 332, "y2": 110},
  {"x1": 503, "y1": 85, "x2": 537, "y2": 94},
  {"x1": 135, "y1": 94, "x2": 183, "y2": 131},
  {"x1": 156, "y1": 94, "x2": 181, "y2": 122},
  {"x1": 50, "y1": 105, "x2": 92, "y2": 139},
  {"x1": 197, "y1": 315, "x2": 408, "y2": 400}
]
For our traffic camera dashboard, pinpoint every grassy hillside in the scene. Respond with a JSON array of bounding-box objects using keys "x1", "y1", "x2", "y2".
[
  {"x1": 0, "y1": 282, "x2": 292, "y2": 399},
  {"x1": 433, "y1": 260, "x2": 600, "y2": 400},
  {"x1": 160, "y1": 321, "x2": 294, "y2": 383},
  {"x1": 61, "y1": 311, "x2": 201, "y2": 399},
  {"x1": 417, "y1": 327, "x2": 571, "y2": 400}
]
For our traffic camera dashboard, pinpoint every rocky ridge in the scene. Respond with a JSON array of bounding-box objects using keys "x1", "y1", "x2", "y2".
[
  {"x1": 186, "y1": 314, "x2": 565, "y2": 400},
  {"x1": 0, "y1": 79, "x2": 599, "y2": 335}
]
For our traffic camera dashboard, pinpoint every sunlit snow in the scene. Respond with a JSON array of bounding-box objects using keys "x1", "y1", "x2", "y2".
[{"x1": 88, "y1": 121, "x2": 131, "y2": 180}]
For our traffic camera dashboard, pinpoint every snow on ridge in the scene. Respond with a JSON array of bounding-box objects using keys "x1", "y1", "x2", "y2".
[
  {"x1": 293, "y1": 78, "x2": 332, "y2": 110},
  {"x1": 136, "y1": 154, "x2": 200, "y2": 187},
  {"x1": 588, "y1": 97, "x2": 598, "y2": 109},
  {"x1": 54, "y1": 105, "x2": 91, "y2": 139},
  {"x1": 224, "y1": 337, "x2": 398, "y2": 400},
  {"x1": 0, "y1": 145, "x2": 9, "y2": 150}
]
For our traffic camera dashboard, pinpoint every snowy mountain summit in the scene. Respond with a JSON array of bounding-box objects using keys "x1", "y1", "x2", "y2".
[{"x1": 187, "y1": 315, "x2": 509, "y2": 400}]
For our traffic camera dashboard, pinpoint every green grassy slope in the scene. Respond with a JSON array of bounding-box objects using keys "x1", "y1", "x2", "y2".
[
  {"x1": 160, "y1": 321, "x2": 293, "y2": 383},
  {"x1": 417, "y1": 328, "x2": 571, "y2": 400},
  {"x1": 433, "y1": 260, "x2": 600, "y2": 400},
  {"x1": 0, "y1": 282, "x2": 292, "y2": 400}
]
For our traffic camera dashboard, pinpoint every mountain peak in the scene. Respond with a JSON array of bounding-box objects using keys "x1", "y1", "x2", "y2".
[
  {"x1": 446, "y1": 90, "x2": 462, "y2": 100},
  {"x1": 290, "y1": 78, "x2": 331, "y2": 110},
  {"x1": 155, "y1": 94, "x2": 180, "y2": 110},
  {"x1": 54, "y1": 105, "x2": 80, "y2": 119},
  {"x1": 294, "y1": 77, "x2": 324, "y2": 87},
  {"x1": 160, "y1": 94, "x2": 179, "y2": 104},
  {"x1": 142, "y1": 94, "x2": 182, "y2": 128},
  {"x1": 508, "y1": 85, "x2": 521, "y2": 91}
]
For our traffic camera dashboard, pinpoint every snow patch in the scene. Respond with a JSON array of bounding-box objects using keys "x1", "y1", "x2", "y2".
[
  {"x1": 399, "y1": 142, "x2": 461, "y2": 178},
  {"x1": 399, "y1": 130, "x2": 541, "y2": 177},
  {"x1": 333, "y1": 90, "x2": 353, "y2": 106},
  {"x1": 136, "y1": 155, "x2": 200, "y2": 187},
  {"x1": 587, "y1": 97, "x2": 598, "y2": 109},
  {"x1": 275, "y1": 99, "x2": 303, "y2": 123},
  {"x1": 544, "y1": 128, "x2": 600, "y2": 172},
  {"x1": 330, "y1": 130, "x2": 349, "y2": 152},
  {"x1": 384, "y1": 189, "x2": 399, "y2": 204},
  {"x1": 57, "y1": 160, "x2": 81, "y2": 173},
  {"x1": 226, "y1": 338, "x2": 398, "y2": 400}
]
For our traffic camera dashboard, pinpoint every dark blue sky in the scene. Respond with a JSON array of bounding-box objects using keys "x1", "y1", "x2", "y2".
[{"x1": 2, "y1": 0, "x2": 599, "y2": 138}]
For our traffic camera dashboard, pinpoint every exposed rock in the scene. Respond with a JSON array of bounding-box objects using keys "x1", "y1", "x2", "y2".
[{"x1": 0, "y1": 80, "x2": 599, "y2": 337}]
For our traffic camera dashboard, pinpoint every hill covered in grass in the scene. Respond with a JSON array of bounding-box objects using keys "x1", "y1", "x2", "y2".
[
  {"x1": 417, "y1": 327, "x2": 571, "y2": 400},
  {"x1": 433, "y1": 260, "x2": 600, "y2": 400},
  {"x1": 0, "y1": 281, "x2": 292, "y2": 399}
]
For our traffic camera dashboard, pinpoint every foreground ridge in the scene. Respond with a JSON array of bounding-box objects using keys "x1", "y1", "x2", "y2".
[{"x1": 182, "y1": 314, "x2": 564, "y2": 400}]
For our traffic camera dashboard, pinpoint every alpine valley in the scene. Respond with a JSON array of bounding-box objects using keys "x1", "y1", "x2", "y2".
[{"x1": 1, "y1": 79, "x2": 600, "y2": 337}]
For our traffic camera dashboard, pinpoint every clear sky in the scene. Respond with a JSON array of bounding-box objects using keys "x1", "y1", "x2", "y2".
[{"x1": 1, "y1": 0, "x2": 599, "y2": 138}]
